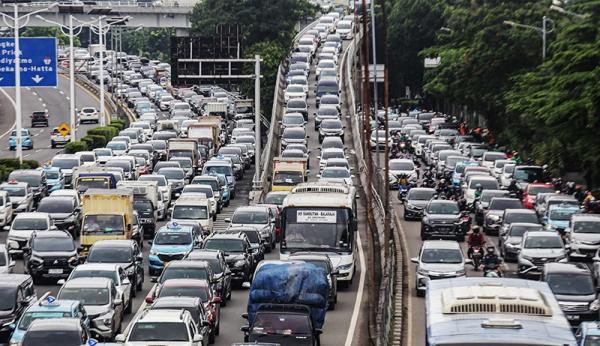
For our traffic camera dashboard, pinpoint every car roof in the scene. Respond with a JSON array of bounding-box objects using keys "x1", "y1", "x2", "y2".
[
  {"x1": 75, "y1": 263, "x2": 120, "y2": 271},
  {"x1": 504, "y1": 208, "x2": 536, "y2": 214},
  {"x1": 234, "y1": 206, "x2": 269, "y2": 213},
  {"x1": 161, "y1": 278, "x2": 210, "y2": 288},
  {"x1": 28, "y1": 298, "x2": 80, "y2": 312},
  {"x1": 409, "y1": 188, "x2": 436, "y2": 193},
  {"x1": 91, "y1": 240, "x2": 136, "y2": 248},
  {"x1": 508, "y1": 222, "x2": 542, "y2": 228},
  {"x1": 136, "y1": 309, "x2": 191, "y2": 323},
  {"x1": 27, "y1": 318, "x2": 81, "y2": 331},
  {"x1": 572, "y1": 214, "x2": 600, "y2": 222},
  {"x1": 62, "y1": 277, "x2": 112, "y2": 288},
  {"x1": 422, "y1": 240, "x2": 461, "y2": 250},
  {"x1": 165, "y1": 260, "x2": 210, "y2": 269},
  {"x1": 33, "y1": 230, "x2": 71, "y2": 239},
  {"x1": 207, "y1": 233, "x2": 245, "y2": 240},
  {"x1": 14, "y1": 212, "x2": 49, "y2": 219},
  {"x1": 545, "y1": 262, "x2": 590, "y2": 275},
  {"x1": 151, "y1": 296, "x2": 201, "y2": 308},
  {"x1": 524, "y1": 231, "x2": 560, "y2": 238}
]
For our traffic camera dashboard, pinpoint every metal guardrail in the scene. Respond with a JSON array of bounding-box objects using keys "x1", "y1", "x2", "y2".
[
  {"x1": 252, "y1": 20, "x2": 318, "y2": 203},
  {"x1": 13, "y1": 0, "x2": 190, "y2": 8},
  {"x1": 341, "y1": 33, "x2": 405, "y2": 346}
]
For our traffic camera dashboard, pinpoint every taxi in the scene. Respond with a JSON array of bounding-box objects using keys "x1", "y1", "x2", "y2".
[
  {"x1": 148, "y1": 222, "x2": 199, "y2": 276},
  {"x1": 8, "y1": 129, "x2": 33, "y2": 151},
  {"x1": 9, "y1": 293, "x2": 90, "y2": 345},
  {"x1": 0, "y1": 180, "x2": 33, "y2": 214}
]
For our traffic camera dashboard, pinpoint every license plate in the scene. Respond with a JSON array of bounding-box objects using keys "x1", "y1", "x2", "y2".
[
  {"x1": 567, "y1": 315, "x2": 579, "y2": 321},
  {"x1": 48, "y1": 269, "x2": 63, "y2": 274}
]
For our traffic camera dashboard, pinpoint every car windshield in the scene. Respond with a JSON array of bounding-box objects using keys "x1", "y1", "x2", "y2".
[
  {"x1": 133, "y1": 199, "x2": 154, "y2": 213},
  {"x1": 421, "y1": 249, "x2": 462, "y2": 264},
  {"x1": 161, "y1": 267, "x2": 208, "y2": 282},
  {"x1": 11, "y1": 175, "x2": 40, "y2": 187},
  {"x1": 204, "y1": 166, "x2": 232, "y2": 176},
  {"x1": 3, "y1": 187, "x2": 26, "y2": 196},
  {"x1": 549, "y1": 208, "x2": 580, "y2": 221},
  {"x1": 59, "y1": 287, "x2": 109, "y2": 305},
  {"x1": 17, "y1": 311, "x2": 72, "y2": 331},
  {"x1": 159, "y1": 169, "x2": 184, "y2": 180},
  {"x1": 252, "y1": 313, "x2": 312, "y2": 335},
  {"x1": 264, "y1": 193, "x2": 287, "y2": 205},
  {"x1": 321, "y1": 169, "x2": 350, "y2": 178},
  {"x1": 287, "y1": 100, "x2": 306, "y2": 108},
  {"x1": 510, "y1": 225, "x2": 542, "y2": 236},
  {"x1": 155, "y1": 231, "x2": 192, "y2": 245},
  {"x1": 12, "y1": 218, "x2": 47, "y2": 230},
  {"x1": 33, "y1": 237, "x2": 74, "y2": 252},
  {"x1": 22, "y1": 330, "x2": 81, "y2": 346},
  {"x1": 390, "y1": 161, "x2": 414, "y2": 171},
  {"x1": 107, "y1": 142, "x2": 126, "y2": 150},
  {"x1": 469, "y1": 179, "x2": 498, "y2": 189},
  {"x1": 128, "y1": 322, "x2": 189, "y2": 342},
  {"x1": 204, "y1": 239, "x2": 244, "y2": 253},
  {"x1": 322, "y1": 151, "x2": 344, "y2": 160},
  {"x1": 547, "y1": 273, "x2": 595, "y2": 296},
  {"x1": 83, "y1": 215, "x2": 124, "y2": 235},
  {"x1": 51, "y1": 158, "x2": 79, "y2": 169},
  {"x1": 506, "y1": 212, "x2": 538, "y2": 224},
  {"x1": 232, "y1": 210, "x2": 268, "y2": 224},
  {"x1": 524, "y1": 236, "x2": 563, "y2": 249},
  {"x1": 283, "y1": 130, "x2": 305, "y2": 139},
  {"x1": 408, "y1": 190, "x2": 435, "y2": 201},
  {"x1": 158, "y1": 286, "x2": 208, "y2": 301},
  {"x1": 88, "y1": 247, "x2": 133, "y2": 263},
  {"x1": 584, "y1": 336, "x2": 600, "y2": 346},
  {"x1": 287, "y1": 86, "x2": 304, "y2": 93},
  {"x1": 139, "y1": 176, "x2": 166, "y2": 186},
  {"x1": 484, "y1": 153, "x2": 506, "y2": 162},
  {"x1": 172, "y1": 206, "x2": 208, "y2": 220},
  {"x1": 489, "y1": 199, "x2": 522, "y2": 210},
  {"x1": 321, "y1": 121, "x2": 341, "y2": 129},
  {"x1": 529, "y1": 185, "x2": 555, "y2": 195},
  {"x1": 172, "y1": 160, "x2": 192, "y2": 169},
  {"x1": 481, "y1": 192, "x2": 507, "y2": 203},
  {"x1": 37, "y1": 199, "x2": 73, "y2": 213},
  {"x1": 10, "y1": 130, "x2": 29, "y2": 136},
  {"x1": 70, "y1": 270, "x2": 118, "y2": 284},
  {"x1": 273, "y1": 171, "x2": 303, "y2": 185},
  {"x1": 514, "y1": 167, "x2": 544, "y2": 182},
  {"x1": 45, "y1": 171, "x2": 60, "y2": 180},
  {"x1": 427, "y1": 203, "x2": 459, "y2": 215}
]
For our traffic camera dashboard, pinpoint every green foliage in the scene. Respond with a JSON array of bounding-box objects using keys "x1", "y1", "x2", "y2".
[
  {"x1": 120, "y1": 29, "x2": 173, "y2": 61},
  {"x1": 64, "y1": 141, "x2": 88, "y2": 154},
  {"x1": 21, "y1": 27, "x2": 80, "y2": 47},
  {"x1": 0, "y1": 159, "x2": 39, "y2": 181},
  {"x1": 81, "y1": 135, "x2": 106, "y2": 149},
  {"x1": 109, "y1": 120, "x2": 127, "y2": 131},
  {"x1": 87, "y1": 126, "x2": 118, "y2": 143}
]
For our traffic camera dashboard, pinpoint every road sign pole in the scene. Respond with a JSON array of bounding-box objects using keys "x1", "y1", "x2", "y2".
[
  {"x1": 69, "y1": 15, "x2": 76, "y2": 141},
  {"x1": 98, "y1": 17, "x2": 105, "y2": 126},
  {"x1": 253, "y1": 55, "x2": 260, "y2": 187},
  {"x1": 13, "y1": 4, "x2": 22, "y2": 164}
]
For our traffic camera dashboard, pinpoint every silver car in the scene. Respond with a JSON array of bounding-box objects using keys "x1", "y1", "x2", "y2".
[
  {"x1": 517, "y1": 231, "x2": 567, "y2": 279},
  {"x1": 411, "y1": 240, "x2": 470, "y2": 297}
]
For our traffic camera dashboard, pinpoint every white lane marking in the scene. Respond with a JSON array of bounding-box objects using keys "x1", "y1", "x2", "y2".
[
  {"x1": 59, "y1": 90, "x2": 65, "y2": 95},
  {"x1": 42, "y1": 103, "x2": 46, "y2": 108},
  {"x1": 35, "y1": 149, "x2": 42, "y2": 153},
  {"x1": 66, "y1": 97, "x2": 70, "y2": 101},
  {"x1": 38, "y1": 97, "x2": 43, "y2": 102},
  {"x1": 0, "y1": 88, "x2": 16, "y2": 139},
  {"x1": 344, "y1": 221, "x2": 366, "y2": 346},
  {"x1": 23, "y1": 153, "x2": 32, "y2": 158}
]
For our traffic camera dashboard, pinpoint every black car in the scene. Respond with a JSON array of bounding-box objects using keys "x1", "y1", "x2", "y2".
[
  {"x1": 242, "y1": 304, "x2": 321, "y2": 346},
  {"x1": 150, "y1": 260, "x2": 219, "y2": 305},
  {"x1": 543, "y1": 262, "x2": 599, "y2": 324},
  {"x1": 133, "y1": 197, "x2": 156, "y2": 238},
  {"x1": 224, "y1": 228, "x2": 265, "y2": 269},
  {"x1": 420, "y1": 200, "x2": 467, "y2": 241},
  {"x1": 86, "y1": 240, "x2": 144, "y2": 294},
  {"x1": 22, "y1": 318, "x2": 90, "y2": 346},
  {"x1": 402, "y1": 188, "x2": 436, "y2": 221},
  {"x1": 202, "y1": 233, "x2": 253, "y2": 286},
  {"x1": 30, "y1": 111, "x2": 48, "y2": 127},
  {"x1": 0, "y1": 274, "x2": 36, "y2": 341},
  {"x1": 23, "y1": 231, "x2": 79, "y2": 283},
  {"x1": 36, "y1": 196, "x2": 81, "y2": 238},
  {"x1": 185, "y1": 249, "x2": 232, "y2": 303},
  {"x1": 8, "y1": 169, "x2": 47, "y2": 205}
]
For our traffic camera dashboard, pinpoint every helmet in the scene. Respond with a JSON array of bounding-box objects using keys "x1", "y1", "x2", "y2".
[
  {"x1": 486, "y1": 246, "x2": 495, "y2": 254},
  {"x1": 472, "y1": 226, "x2": 480, "y2": 234},
  {"x1": 475, "y1": 183, "x2": 482, "y2": 189},
  {"x1": 440, "y1": 179, "x2": 446, "y2": 184}
]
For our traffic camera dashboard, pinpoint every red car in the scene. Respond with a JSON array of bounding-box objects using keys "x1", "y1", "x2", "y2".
[
  {"x1": 148, "y1": 278, "x2": 221, "y2": 342},
  {"x1": 522, "y1": 183, "x2": 555, "y2": 209}
]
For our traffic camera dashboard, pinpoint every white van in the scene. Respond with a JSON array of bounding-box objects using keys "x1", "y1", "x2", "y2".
[{"x1": 170, "y1": 194, "x2": 213, "y2": 233}]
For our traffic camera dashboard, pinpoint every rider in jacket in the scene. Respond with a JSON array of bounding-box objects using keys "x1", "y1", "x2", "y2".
[
  {"x1": 467, "y1": 226, "x2": 485, "y2": 258},
  {"x1": 481, "y1": 246, "x2": 502, "y2": 271}
]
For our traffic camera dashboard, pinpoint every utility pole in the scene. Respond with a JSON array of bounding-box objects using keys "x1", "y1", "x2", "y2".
[
  {"x1": 254, "y1": 55, "x2": 262, "y2": 187},
  {"x1": 379, "y1": 0, "x2": 391, "y2": 261},
  {"x1": 370, "y1": 0, "x2": 380, "y2": 170}
]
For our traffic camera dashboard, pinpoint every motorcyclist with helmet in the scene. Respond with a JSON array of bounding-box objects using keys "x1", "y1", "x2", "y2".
[
  {"x1": 474, "y1": 183, "x2": 483, "y2": 200},
  {"x1": 481, "y1": 246, "x2": 503, "y2": 276},
  {"x1": 467, "y1": 226, "x2": 486, "y2": 258}
]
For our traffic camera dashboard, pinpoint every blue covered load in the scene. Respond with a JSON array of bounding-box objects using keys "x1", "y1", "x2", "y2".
[{"x1": 248, "y1": 262, "x2": 329, "y2": 329}]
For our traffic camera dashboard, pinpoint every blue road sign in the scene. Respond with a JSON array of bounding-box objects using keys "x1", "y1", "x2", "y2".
[{"x1": 0, "y1": 37, "x2": 57, "y2": 87}]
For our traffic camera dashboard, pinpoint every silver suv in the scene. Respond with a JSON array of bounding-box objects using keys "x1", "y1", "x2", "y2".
[
  {"x1": 568, "y1": 214, "x2": 600, "y2": 260},
  {"x1": 518, "y1": 231, "x2": 567, "y2": 279}
]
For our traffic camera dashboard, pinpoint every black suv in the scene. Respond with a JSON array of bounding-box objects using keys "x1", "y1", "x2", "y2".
[
  {"x1": 30, "y1": 111, "x2": 48, "y2": 127},
  {"x1": 201, "y1": 233, "x2": 253, "y2": 286},
  {"x1": 36, "y1": 196, "x2": 81, "y2": 238},
  {"x1": 0, "y1": 274, "x2": 36, "y2": 341},
  {"x1": 86, "y1": 240, "x2": 144, "y2": 294},
  {"x1": 420, "y1": 200, "x2": 467, "y2": 241},
  {"x1": 224, "y1": 228, "x2": 265, "y2": 268},
  {"x1": 23, "y1": 231, "x2": 79, "y2": 283},
  {"x1": 22, "y1": 318, "x2": 90, "y2": 346},
  {"x1": 185, "y1": 249, "x2": 232, "y2": 303},
  {"x1": 8, "y1": 169, "x2": 47, "y2": 205}
]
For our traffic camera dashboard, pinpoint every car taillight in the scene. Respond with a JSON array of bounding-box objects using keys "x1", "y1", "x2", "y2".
[{"x1": 145, "y1": 295, "x2": 154, "y2": 304}]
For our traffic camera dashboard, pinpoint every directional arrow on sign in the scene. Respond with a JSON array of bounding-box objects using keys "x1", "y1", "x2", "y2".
[{"x1": 31, "y1": 75, "x2": 44, "y2": 84}]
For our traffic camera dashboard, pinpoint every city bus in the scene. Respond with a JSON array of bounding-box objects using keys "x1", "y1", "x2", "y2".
[
  {"x1": 280, "y1": 182, "x2": 358, "y2": 286},
  {"x1": 426, "y1": 277, "x2": 576, "y2": 346}
]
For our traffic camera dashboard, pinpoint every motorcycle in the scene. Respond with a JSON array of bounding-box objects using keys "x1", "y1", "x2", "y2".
[
  {"x1": 422, "y1": 177, "x2": 436, "y2": 188},
  {"x1": 398, "y1": 182, "x2": 412, "y2": 200},
  {"x1": 470, "y1": 246, "x2": 483, "y2": 271},
  {"x1": 482, "y1": 263, "x2": 503, "y2": 277}
]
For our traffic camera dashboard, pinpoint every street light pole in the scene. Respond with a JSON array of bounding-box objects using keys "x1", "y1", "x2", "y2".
[
  {"x1": 0, "y1": 2, "x2": 58, "y2": 163},
  {"x1": 503, "y1": 16, "x2": 555, "y2": 60},
  {"x1": 370, "y1": 0, "x2": 380, "y2": 169},
  {"x1": 98, "y1": 17, "x2": 105, "y2": 126},
  {"x1": 253, "y1": 55, "x2": 261, "y2": 188}
]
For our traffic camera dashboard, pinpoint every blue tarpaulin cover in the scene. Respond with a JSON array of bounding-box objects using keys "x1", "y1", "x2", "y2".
[{"x1": 248, "y1": 262, "x2": 329, "y2": 329}]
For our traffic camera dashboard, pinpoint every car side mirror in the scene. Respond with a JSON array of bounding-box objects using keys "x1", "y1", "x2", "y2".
[
  {"x1": 113, "y1": 299, "x2": 123, "y2": 307},
  {"x1": 9, "y1": 260, "x2": 15, "y2": 268},
  {"x1": 115, "y1": 334, "x2": 125, "y2": 342},
  {"x1": 3, "y1": 226, "x2": 10, "y2": 231},
  {"x1": 50, "y1": 225, "x2": 58, "y2": 231},
  {"x1": 224, "y1": 218, "x2": 231, "y2": 223},
  {"x1": 240, "y1": 325, "x2": 250, "y2": 333},
  {"x1": 136, "y1": 254, "x2": 143, "y2": 262},
  {"x1": 410, "y1": 257, "x2": 418, "y2": 263}
]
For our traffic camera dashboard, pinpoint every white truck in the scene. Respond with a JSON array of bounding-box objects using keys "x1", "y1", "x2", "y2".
[
  {"x1": 167, "y1": 139, "x2": 200, "y2": 172},
  {"x1": 116, "y1": 180, "x2": 160, "y2": 238},
  {"x1": 202, "y1": 102, "x2": 228, "y2": 118}
]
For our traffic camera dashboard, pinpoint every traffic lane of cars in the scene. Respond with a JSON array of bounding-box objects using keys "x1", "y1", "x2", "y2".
[{"x1": 0, "y1": 76, "x2": 100, "y2": 162}]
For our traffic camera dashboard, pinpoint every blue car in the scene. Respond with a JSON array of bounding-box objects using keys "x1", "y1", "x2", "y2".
[
  {"x1": 212, "y1": 173, "x2": 231, "y2": 207},
  {"x1": 42, "y1": 167, "x2": 64, "y2": 193},
  {"x1": 8, "y1": 129, "x2": 33, "y2": 150},
  {"x1": 452, "y1": 161, "x2": 479, "y2": 187},
  {"x1": 148, "y1": 222, "x2": 198, "y2": 276},
  {"x1": 9, "y1": 293, "x2": 90, "y2": 345},
  {"x1": 544, "y1": 203, "x2": 582, "y2": 232},
  {"x1": 575, "y1": 321, "x2": 600, "y2": 345}
]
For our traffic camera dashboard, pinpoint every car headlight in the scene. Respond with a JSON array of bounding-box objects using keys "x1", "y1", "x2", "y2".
[
  {"x1": 338, "y1": 263, "x2": 352, "y2": 271},
  {"x1": 488, "y1": 214, "x2": 500, "y2": 221},
  {"x1": 150, "y1": 250, "x2": 158, "y2": 256},
  {"x1": 234, "y1": 260, "x2": 246, "y2": 267},
  {"x1": 590, "y1": 299, "x2": 600, "y2": 311},
  {"x1": 417, "y1": 268, "x2": 429, "y2": 276},
  {"x1": 422, "y1": 217, "x2": 429, "y2": 224},
  {"x1": 520, "y1": 254, "x2": 533, "y2": 262},
  {"x1": 505, "y1": 242, "x2": 520, "y2": 249}
]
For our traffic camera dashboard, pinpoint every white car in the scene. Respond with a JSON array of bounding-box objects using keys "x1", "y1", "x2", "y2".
[
  {"x1": 316, "y1": 59, "x2": 336, "y2": 77},
  {"x1": 225, "y1": 205, "x2": 276, "y2": 250},
  {"x1": 284, "y1": 85, "x2": 307, "y2": 102},
  {"x1": 0, "y1": 191, "x2": 14, "y2": 228},
  {"x1": 0, "y1": 245, "x2": 14, "y2": 273},
  {"x1": 159, "y1": 94, "x2": 174, "y2": 111},
  {"x1": 337, "y1": 19, "x2": 354, "y2": 39},
  {"x1": 318, "y1": 148, "x2": 346, "y2": 171},
  {"x1": 412, "y1": 240, "x2": 469, "y2": 296},
  {"x1": 464, "y1": 175, "x2": 500, "y2": 204},
  {"x1": 7, "y1": 212, "x2": 54, "y2": 255},
  {"x1": 78, "y1": 107, "x2": 99, "y2": 124},
  {"x1": 318, "y1": 167, "x2": 353, "y2": 185},
  {"x1": 389, "y1": 159, "x2": 418, "y2": 185}
]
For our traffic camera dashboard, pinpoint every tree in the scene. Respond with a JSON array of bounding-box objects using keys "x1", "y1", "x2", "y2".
[
  {"x1": 119, "y1": 28, "x2": 173, "y2": 61},
  {"x1": 21, "y1": 27, "x2": 80, "y2": 47}
]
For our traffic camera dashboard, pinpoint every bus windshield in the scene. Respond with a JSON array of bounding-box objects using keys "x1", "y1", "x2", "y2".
[{"x1": 283, "y1": 207, "x2": 352, "y2": 251}]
